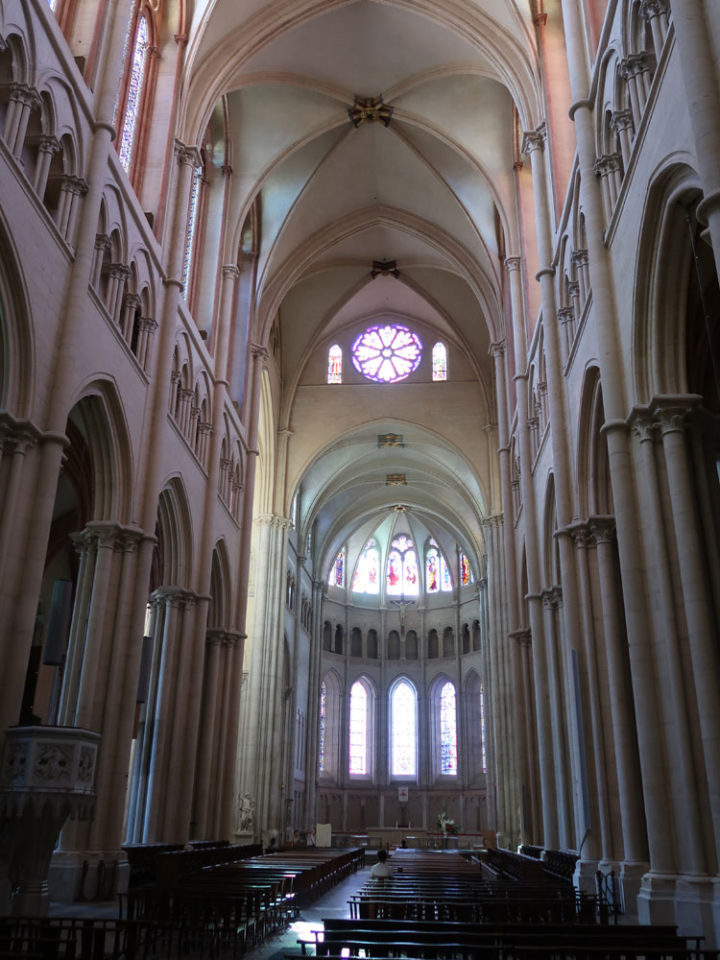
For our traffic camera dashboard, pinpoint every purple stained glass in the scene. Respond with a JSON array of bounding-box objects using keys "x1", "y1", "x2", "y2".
[
  {"x1": 181, "y1": 166, "x2": 202, "y2": 294},
  {"x1": 440, "y1": 681, "x2": 458, "y2": 775},
  {"x1": 352, "y1": 324, "x2": 422, "y2": 383},
  {"x1": 118, "y1": 13, "x2": 149, "y2": 173},
  {"x1": 318, "y1": 681, "x2": 326, "y2": 773}
]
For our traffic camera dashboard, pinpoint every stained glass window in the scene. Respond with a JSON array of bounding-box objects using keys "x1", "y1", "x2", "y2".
[
  {"x1": 329, "y1": 547, "x2": 345, "y2": 587},
  {"x1": 328, "y1": 345, "x2": 342, "y2": 384},
  {"x1": 386, "y1": 535, "x2": 419, "y2": 596},
  {"x1": 391, "y1": 680, "x2": 417, "y2": 776},
  {"x1": 118, "y1": 13, "x2": 150, "y2": 173},
  {"x1": 181, "y1": 164, "x2": 202, "y2": 295},
  {"x1": 460, "y1": 552, "x2": 473, "y2": 586},
  {"x1": 480, "y1": 683, "x2": 487, "y2": 773},
  {"x1": 440, "y1": 681, "x2": 458, "y2": 775},
  {"x1": 352, "y1": 540, "x2": 380, "y2": 594},
  {"x1": 432, "y1": 342, "x2": 448, "y2": 381},
  {"x1": 349, "y1": 680, "x2": 368, "y2": 775},
  {"x1": 426, "y1": 542, "x2": 452, "y2": 593},
  {"x1": 352, "y1": 324, "x2": 422, "y2": 383},
  {"x1": 318, "y1": 681, "x2": 326, "y2": 773}
]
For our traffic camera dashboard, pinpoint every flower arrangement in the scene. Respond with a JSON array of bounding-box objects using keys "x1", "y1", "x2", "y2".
[{"x1": 436, "y1": 810, "x2": 457, "y2": 836}]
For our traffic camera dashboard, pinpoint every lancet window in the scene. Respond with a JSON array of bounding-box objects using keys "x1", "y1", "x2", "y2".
[
  {"x1": 328, "y1": 344, "x2": 342, "y2": 384},
  {"x1": 351, "y1": 539, "x2": 380, "y2": 594},
  {"x1": 349, "y1": 679, "x2": 373, "y2": 776},
  {"x1": 426, "y1": 541, "x2": 451, "y2": 593},
  {"x1": 390, "y1": 679, "x2": 417, "y2": 777},
  {"x1": 328, "y1": 547, "x2": 345, "y2": 587},
  {"x1": 117, "y1": 8, "x2": 152, "y2": 176},
  {"x1": 386, "y1": 535, "x2": 419, "y2": 596},
  {"x1": 439, "y1": 681, "x2": 458, "y2": 775},
  {"x1": 432, "y1": 342, "x2": 448, "y2": 381}
]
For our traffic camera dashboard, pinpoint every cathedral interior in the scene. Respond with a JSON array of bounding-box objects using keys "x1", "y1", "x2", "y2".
[{"x1": 1, "y1": 0, "x2": 720, "y2": 946}]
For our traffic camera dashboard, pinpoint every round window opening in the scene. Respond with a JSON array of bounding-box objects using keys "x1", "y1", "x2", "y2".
[{"x1": 351, "y1": 324, "x2": 423, "y2": 383}]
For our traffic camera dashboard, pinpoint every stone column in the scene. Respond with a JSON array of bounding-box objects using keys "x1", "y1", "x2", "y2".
[
  {"x1": 522, "y1": 124, "x2": 587, "y2": 852},
  {"x1": 610, "y1": 111, "x2": 634, "y2": 169},
  {"x1": 33, "y1": 135, "x2": 60, "y2": 198},
  {"x1": 653, "y1": 397, "x2": 720, "y2": 863},
  {"x1": 591, "y1": 517, "x2": 649, "y2": 911},
  {"x1": 541, "y1": 587, "x2": 572, "y2": 849},
  {"x1": 560, "y1": 0, "x2": 677, "y2": 906},
  {"x1": 640, "y1": 0, "x2": 670, "y2": 56},
  {"x1": 55, "y1": 176, "x2": 88, "y2": 245},
  {"x1": 142, "y1": 588, "x2": 186, "y2": 840},
  {"x1": 0, "y1": 0, "x2": 135, "y2": 739},
  {"x1": 4, "y1": 84, "x2": 40, "y2": 157},
  {"x1": 191, "y1": 631, "x2": 223, "y2": 838}
]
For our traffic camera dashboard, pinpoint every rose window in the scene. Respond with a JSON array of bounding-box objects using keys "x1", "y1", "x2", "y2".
[{"x1": 351, "y1": 324, "x2": 423, "y2": 382}]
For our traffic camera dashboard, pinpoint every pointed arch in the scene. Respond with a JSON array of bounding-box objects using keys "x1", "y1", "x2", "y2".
[{"x1": 389, "y1": 676, "x2": 417, "y2": 778}]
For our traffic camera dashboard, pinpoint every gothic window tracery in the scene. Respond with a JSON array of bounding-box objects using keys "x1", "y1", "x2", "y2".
[
  {"x1": 386, "y1": 535, "x2": 418, "y2": 596},
  {"x1": 351, "y1": 324, "x2": 422, "y2": 383}
]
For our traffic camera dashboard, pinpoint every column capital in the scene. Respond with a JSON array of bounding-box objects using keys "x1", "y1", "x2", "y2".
[
  {"x1": 509, "y1": 628, "x2": 531, "y2": 646},
  {"x1": 174, "y1": 140, "x2": 202, "y2": 169},
  {"x1": 651, "y1": 394, "x2": 702, "y2": 435},
  {"x1": 557, "y1": 306, "x2": 574, "y2": 323},
  {"x1": 9, "y1": 82, "x2": 41, "y2": 109},
  {"x1": 521, "y1": 124, "x2": 546, "y2": 156},
  {"x1": 627, "y1": 404, "x2": 657, "y2": 442},
  {"x1": 588, "y1": 516, "x2": 617, "y2": 544},
  {"x1": 222, "y1": 264, "x2": 240, "y2": 280},
  {"x1": 639, "y1": 0, "x2": 668, "y2": 21},
  {"x1": 610, "y1": 109, "x2": 634, "y2": 134},
  {"x1": 593, "y1": 153, "x2": 622, "y2": 178},
  {"x1": 620, "y1": 52, "x2": 651, "y2": 80},
  {"x1": 504, "y1": 256, "x2": 522, "y2": 273},
  {"x1": 490, "y1": 340, "x2": 506, "y2": 359},
  {"x1": 37, "y1": 135, "x2": 61, "y2": 156},
  {"x1": 251, "y1": 343, "x2": 269, "y2": 364},
  {"x1": 541, "y1": 586, "x2": 563, "y2": 609}
]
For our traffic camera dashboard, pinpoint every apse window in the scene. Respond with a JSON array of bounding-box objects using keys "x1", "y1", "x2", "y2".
[
  {"x1": 439, "y1": 681, "x2": 458, "y2": 775},
  {"x1": 386, "y1": 535, "x2": 419, "y2": 596},
  {"x1": 460, "y1": 552, "x2": 474, "y2": 586},
  {"x1": 328, "y1": 547, "x2": 345, "y2": 587},
  {"x1": 432, "y1": 342, "x2": 448, "y2": 381},
  {"x1": 352, "y1": 324, "x2": 422, "y2": 382},
  {"x1": 328, "y1": 344, "x2": 342, "y2": 384},
  {"x1": 349, "y1": 679, "x2": 372, "y2": 775},
  {"x1": 390, "y1": 679, "x2": 417, "y2": 777},
  {"x1": 352, "y1": 539, "x2": 380, "y2": 594},
  {"x1": 426, "y1": 540, "x2": 452, "y2": 593}
]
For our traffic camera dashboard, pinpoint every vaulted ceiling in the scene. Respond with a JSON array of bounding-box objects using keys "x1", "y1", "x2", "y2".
[{"x1": 182, "y1": 0, "x2": 543, "y2": 579}]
